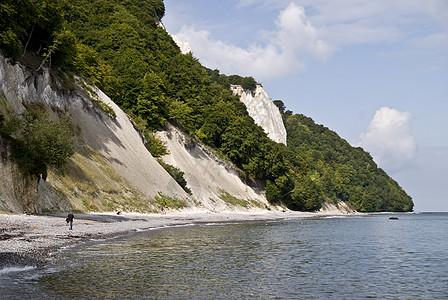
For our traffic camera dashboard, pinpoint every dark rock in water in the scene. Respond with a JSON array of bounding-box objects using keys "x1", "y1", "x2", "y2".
[{"x1": 389, "y1": 216, "x2": 399, "y2": 220}]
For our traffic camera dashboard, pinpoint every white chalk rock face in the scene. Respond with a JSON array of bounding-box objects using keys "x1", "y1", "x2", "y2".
[
  {"x1": 0, "y1": 54, "x2": 190, "y2": 213},
  {"x1": 157, "y1": 124, "x2": 267, "y2": 212},
  {"x1": 170, "y1": 34, "x2": 192, "y2": 54},
  {"x1": 158, "y1": 21, "x2": 191, "y2": 54},
  {"x1": 231, "y1": 84, "x2": 287, "y2": 145}
]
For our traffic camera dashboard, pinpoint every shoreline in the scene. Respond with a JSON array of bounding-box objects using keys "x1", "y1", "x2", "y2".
[{"x1": 0, "y1": 210, "x2": 361, "y2": 270}]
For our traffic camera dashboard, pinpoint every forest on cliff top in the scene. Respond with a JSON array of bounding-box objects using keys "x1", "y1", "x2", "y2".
[{"x1": 0, "y1": 0, "x2": 413, "y2": 212}]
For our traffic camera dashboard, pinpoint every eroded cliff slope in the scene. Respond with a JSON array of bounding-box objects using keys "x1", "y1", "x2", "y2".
[
  {"x1": 0, "y1": 55, "x2": 272, "y2": 214},
  {"x1": 0, "y1": 55, "x2": 190, "y2": 213},
  {"x1": 157, "y1": 124, "x2": 268, "y2": 212}
]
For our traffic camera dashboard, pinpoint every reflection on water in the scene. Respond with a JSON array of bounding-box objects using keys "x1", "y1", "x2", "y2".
[{"x1": 2, "y1": 213, "x2": 448, "y2": 299}]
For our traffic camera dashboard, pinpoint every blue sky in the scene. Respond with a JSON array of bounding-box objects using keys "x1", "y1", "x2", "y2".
[{"x1": 163, "y1": 0, "x2": 448, "y2": 212}]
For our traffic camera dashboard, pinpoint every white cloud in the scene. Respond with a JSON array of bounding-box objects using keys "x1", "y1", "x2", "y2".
[
  {"x1": 359, "y1": 107, "x2": 417, "y2": 172},
  {"x1": 169, "y1": 0, "x2": 448, "y2": 79},
  {"x1": 175, "y1": 3, "x2": 334, "y2": 80},
  {"x1": 234, "y1": 0, "x2": 448, "y2": 53},
  {"x1": 297, "y1": 0, "x2": 446, "y2": 46}
]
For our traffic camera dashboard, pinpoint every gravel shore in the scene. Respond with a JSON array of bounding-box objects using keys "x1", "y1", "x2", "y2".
[{"x1": 0, "y1": 210, "x2": 353, "y2": 269}]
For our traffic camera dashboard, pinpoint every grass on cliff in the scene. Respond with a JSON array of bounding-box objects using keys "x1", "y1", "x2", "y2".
[
  {"x1": 50, "y1": 146, "x2": 161, "y2": 213},
  {"x1": 155, "y1": 192, "x2": 188, "y2": 210},
  {"x1": 219, "y1": 191, "x2": 264, "y2": 209}
]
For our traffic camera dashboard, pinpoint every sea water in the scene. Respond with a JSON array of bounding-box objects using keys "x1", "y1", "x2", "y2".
[{"x1": 1, "y1": 213, "x2": 447, "y2": 299}]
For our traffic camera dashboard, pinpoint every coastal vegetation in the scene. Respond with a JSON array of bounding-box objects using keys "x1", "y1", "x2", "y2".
[
  {"x1": 157, "y1": 159, "x2": 191, "y2": 194},
  {"x1": 0, "y1": 0, "x2": 413, "y2": 212},
  {"x1": 283, "y1": 113, "x2": 413, "y2": 212},
  {"x1": 0, "y1": 106, "x2": 74, "y2": 180}
]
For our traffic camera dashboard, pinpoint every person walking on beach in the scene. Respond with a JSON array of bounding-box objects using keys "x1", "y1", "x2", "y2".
[{"x1": 66, "y1": 213, "x2": 74, "y2": 230}]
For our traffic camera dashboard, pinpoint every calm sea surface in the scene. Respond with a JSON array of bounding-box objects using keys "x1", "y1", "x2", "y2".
[{"x1": 1, "y1": 213, "x2": 447, "y2": 299}]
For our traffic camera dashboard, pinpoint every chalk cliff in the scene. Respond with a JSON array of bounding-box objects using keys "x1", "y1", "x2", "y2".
[
  {"x1": 0, "y1": 54, "x2": 192, "y2": 213},
  {"x1": 162, "y1": 25, "x2": 285, "y2": 144},
  {"x1": 157, "y1": 124, "x2": 267, "y2": 212},
  {"x1": 170, "y1": 35, "x2": 192, "y2": 55},
  {"x1": 0, "y1": 55, "x2": 270, "y2": 214},
  {"x1": 231, "y1": 84, "x2": 287, "y2": 145}
]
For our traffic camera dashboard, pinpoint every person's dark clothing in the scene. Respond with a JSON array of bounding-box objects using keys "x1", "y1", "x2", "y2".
[{"x1": 66, "y1": 213, "x2": 74, "y2": 230}]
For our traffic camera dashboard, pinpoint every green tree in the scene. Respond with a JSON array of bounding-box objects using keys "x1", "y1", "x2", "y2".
[
  {"x1": 2, "y1": 112, "x2": 74, "y2": 179},
  {"x1": 135, "y1": 71, "x2": 169, "y2": 129},
  {"x1": 284, "y1": 113, "x2": 413, "y2": 212},
  {"x1": 0, "y1": 0, "x2": 67, "y2": 61},
  {"x1": 289, "y1": 174, "x2": 321, "y2": 211}
]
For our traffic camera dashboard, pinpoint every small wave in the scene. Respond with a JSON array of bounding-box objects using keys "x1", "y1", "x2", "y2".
[
  {"x1": 203, "y1": 222, "x2": 239, "y2": 226},
  {"x1": 139, "y1": 223, "x2": 198, "y2": 232},
  {"x1": 322, "y1": 215, "x2": 349, "y2": 219},
  {"x1": 162, "y1": 223, "x2": 196, "y2": 229},
  {"x1": 0, "y1": 266, "x2": 36, "y2": 275}
]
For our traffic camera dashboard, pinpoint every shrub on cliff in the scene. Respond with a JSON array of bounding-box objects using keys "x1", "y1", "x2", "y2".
[
  {"x1": 0, "y1": 111, "x2": 74, "y2": 179},
  {"x1": 156, "y1": 159, "x2": 191, "y2": 194}
]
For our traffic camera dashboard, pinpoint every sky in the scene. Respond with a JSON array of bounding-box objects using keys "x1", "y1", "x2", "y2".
[{"x1": 163, "y1": 0, "x2": 448, "y2": 212}]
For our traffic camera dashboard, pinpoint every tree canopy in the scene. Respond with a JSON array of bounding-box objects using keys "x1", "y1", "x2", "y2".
[{"x1": 283, "y1": 114, "x2": 413, "y2": 212}]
